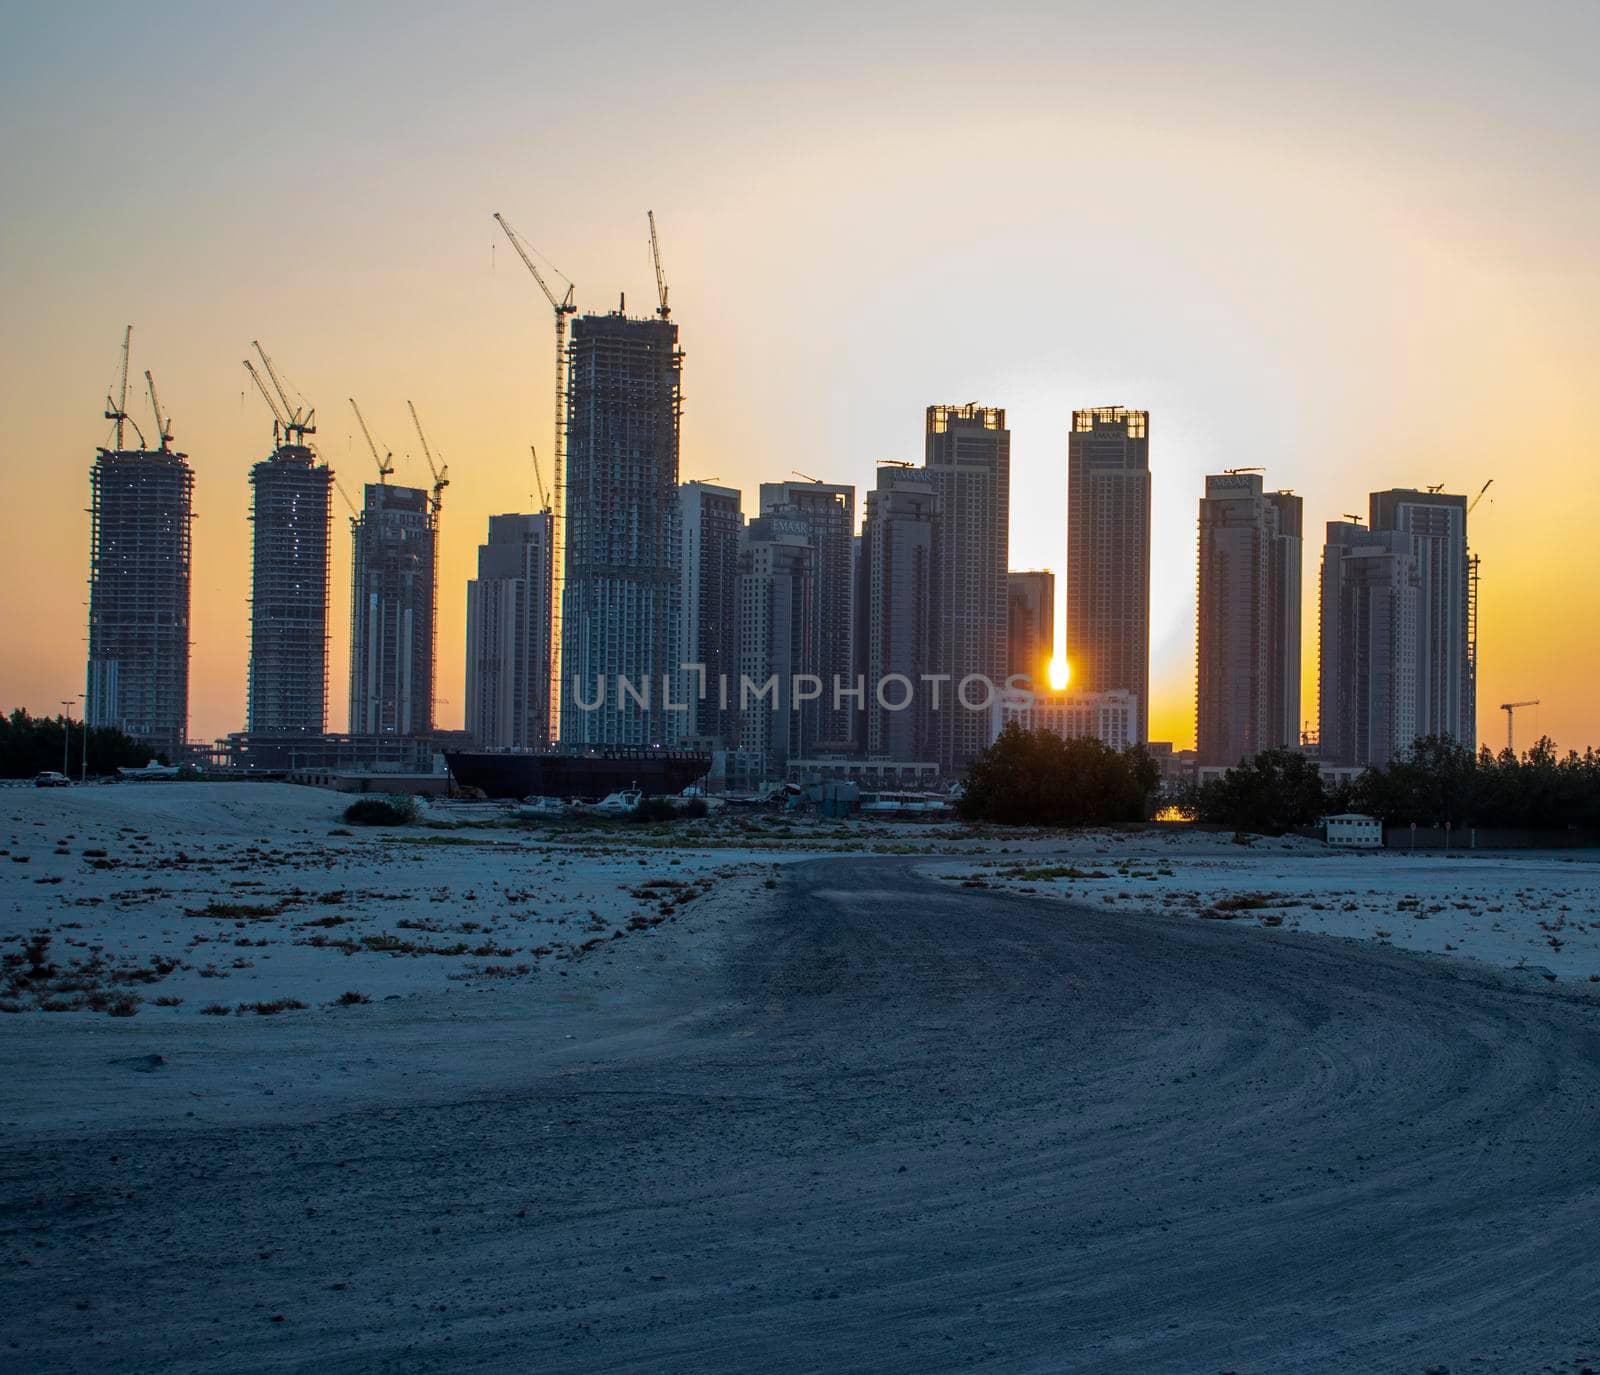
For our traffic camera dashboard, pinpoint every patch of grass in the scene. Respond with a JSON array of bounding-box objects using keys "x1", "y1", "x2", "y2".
[
  {"x1": 331, "y1": 990, "x2": 371, "y2": 1006},
  {"x1": 199, "y1": 1002, "x2": 231, "y2": 1015},
  {"x1": 238, "y1": 998, "x2": 308, "y2": 1016},
  {"x1": 185, "y1": 900, "x2": 286, "y2": 920}
]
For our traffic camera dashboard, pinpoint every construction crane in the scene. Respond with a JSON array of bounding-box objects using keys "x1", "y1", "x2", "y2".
[
  {"x1": 494, "y1": 210, "x2": 575, "y2": 743},
  {"x1": 791, "y1": 470, "x2": 822, "y2": 484},
  {"x1": 103, "y1": 325, "x2": 145, "y2": 451},
  {"x1": 143, "y1": 370, "x2": 173, "y2": 451},
  {"x1": 348, "y1": 398, "x2": 393, "y2": 483},
  {"x1": 1468, "y1": 478, "x2": 1494, "y2": 514},
  {"x1": 252, "y1": 341, "x2": 315, "y2": 443},
  {"x1": 1222, "y1": 466, "x2": 1265, "y2": 475},
  {"x1": 529, "y1": 445, "x2": 549, "y2": 513},
  {"x1": 405, "y1": 400, "x2": 450, "y2": 521},
  {"x1": 1342, "y1": 513, "x2": 1365, "y2": 523},
  {"x1": 243, "y1": 360, "x2": 289, "y2": 444},
  {"x1": 333, "y1": 477, "x2": 362, "y2": 535},
  {"x1": 647, "y1": 209, "x2": 670, "y2": 320},
  {"x1": 1500, "y1": 699, "x2": 1539, "y2": 753}
]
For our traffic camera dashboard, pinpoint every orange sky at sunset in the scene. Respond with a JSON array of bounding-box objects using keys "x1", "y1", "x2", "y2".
[{"x1": 2, "y1": 2, "x2": 1596, "y2": 751}]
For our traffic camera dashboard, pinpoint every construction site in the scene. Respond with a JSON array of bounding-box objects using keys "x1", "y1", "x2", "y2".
[
  {"x1": 85, "y1": 328, "x2": 193, "y2": 759},
  {"x1": 243, "y1": 342, "x2": 334, "y2": 737}
]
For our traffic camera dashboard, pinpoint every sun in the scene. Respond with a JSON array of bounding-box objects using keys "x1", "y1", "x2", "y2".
[{"x1": 1047, "y1": 656, "x2": 1070, "y2": 692}]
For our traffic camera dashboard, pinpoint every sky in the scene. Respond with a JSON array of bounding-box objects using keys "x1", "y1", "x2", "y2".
[{"x1": 1, "y1": 0, "x2": 1596, "y2": 751}]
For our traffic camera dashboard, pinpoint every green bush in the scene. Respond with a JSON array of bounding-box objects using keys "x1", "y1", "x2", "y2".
[{"x1": 342, "y1": 795, "x2": 421, "y2": 826}]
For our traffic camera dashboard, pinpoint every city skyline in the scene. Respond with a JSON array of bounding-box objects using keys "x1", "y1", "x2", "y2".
[{"x1": 3, "y1": 3, "x2": 1597, "y2": 750}]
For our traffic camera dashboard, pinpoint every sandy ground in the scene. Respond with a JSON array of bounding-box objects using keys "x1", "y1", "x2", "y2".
[
  {"x1": 5, "y1": 785, "x2": 1600, "y2": 1370},
  {"x1": 919, "y1": 837, "x2": 1600, "y2": 982}
]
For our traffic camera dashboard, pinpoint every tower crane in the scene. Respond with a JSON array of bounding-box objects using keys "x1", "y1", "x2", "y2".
[
  {"x1": 144, "y1": 370, "x2": 174, "y2": 451},
  {"x1": 529, "y1": 445, "x2": 549, "y2": 513},
  {"x1": 405, "y1": 400, "x2": 450, "y2": 521},
  {"x1": 1222, "y1": 466, "x2": 1265, "y2": 475},
  {"x1": 493, "y1": 210, "x2": 575, "y2": 742},
  {"x1": 333, "y1": 476, "x2": 362, "y2": 535},
  {"x1": 348, "y1": 398, "x2": 393, "y2": 483},
  {"x1": 252, "y1": 341, "x2": 315, "y2": 443},
  {"x1": 103, "y1": 325, "x2": 145, "y2": 451},
  {"x1": 243, "y1": 360, "x2": 289, "y2": 444},
  {"x1": 1468, "y1": 478, "x2": 1493, "y2": 514},
  {"x1": 791, "y1": 470, "x2": 822, "y2": 484},
  {"x1": 647, "y1": 209, "x2": 670, "y2": 320},
  {"x1": 1500, "y1": 699, "x2": 1539, "y2": 753}
]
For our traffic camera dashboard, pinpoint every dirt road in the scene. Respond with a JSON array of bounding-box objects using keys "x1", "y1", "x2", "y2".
[{"x1": 7, "y1": 857, "x2": 1600, "y2": 1372}]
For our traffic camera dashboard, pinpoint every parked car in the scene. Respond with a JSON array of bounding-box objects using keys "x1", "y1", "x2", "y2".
[{"x1": 34, "y1": 771, "x2": 71, "y2": 788}]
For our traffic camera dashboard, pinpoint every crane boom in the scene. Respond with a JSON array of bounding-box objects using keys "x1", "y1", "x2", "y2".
[
  {"x1": 1500, "y1": 698, "x2": 1540, "y2": 752},
  {"x1": 244, "y1": 360, "x2": 289, "y2": 442},
  {"x1": 648, "y1": 209, "x2": 669, "y2": 319},
  {"x1": 348, "y1": 398, "x2": 394, "y2": 482},
  {"x1": 144, "y1": 370, "x2": 173, "y2": 450},
  {"x1": 405, "y1": 400, "x2": 448, "y2": 487},
  {"x1": 104, "y1": 325, "x2": 134, "y2": 450},
  {"x1": 530, "y1": 445, "x2": 548, "y2": 512},
  {"x1": 252, "y1": 341, "x2": 315, "y2": 441},
  {"x1": 1467, "y1": 478, "x2": 1493, "y2": 515},
  {"x1": 492, "y1": 212, "x2": 574, "y2": 313},
  {"x1": 405, "y1": 400, "x2": 450, "y2": 529}
]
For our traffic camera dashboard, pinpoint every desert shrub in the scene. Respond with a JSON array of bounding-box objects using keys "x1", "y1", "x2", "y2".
[
  {"x1": 331, "y1": 990, "x2": 371, "y2": 1006},
  {"x1": 342, "y1": 795, "x2": 421, "y2": 827},
  {"x1": 199, "y1": 1003, "x2": 231, "y2": 1015}
]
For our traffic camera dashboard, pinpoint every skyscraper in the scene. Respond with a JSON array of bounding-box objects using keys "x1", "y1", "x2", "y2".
[
  {"x1": 1067, "y1": 407, "x2": 1151, "y2": 744},
  {"x1": 735, "y1": 512, "x2": 815, "y2": 774},
  {"x1": 759, "y1": 480, "x2": 855, "y2": 750},
  {"x1": 1195, "y1": 473, "x2": 1302, "y2": 766},
  {"x1": 561, "y1": 311, "x2": 682, "y2": 746},
  {"x1": 678, "y1": 481, "x2": 743, "y2": 745},
  {"x1": 1369, "y1": 489, "x2": 1474, "y2": 750},
  {"x1": 465, "y1": 513, "x2": 553, "y2": 750},
  {"x1": 348, "y1": 482, "x2": 435, "y2": 736},
  {"x1": 1318, "y1": 521, "x2": 1421, "y2": 767},
  {"x1": 1006, "y1": 570, "x2": 1055, "y2": 687},
  {"x1": 86, "y1": 443, "x2": 194, "y2": 758},
  {"x1": 1265, "y1": 489, "x2": 1304, "y2": 749},
  {"x1": 247, "y1": 444, "x2": 333, "y2": 735},
  {"x1": 856, "y1": 465, "x2": 939, "y2": 762},
  {"x1": 925, "y1": 404, "x2": 1010, "y2": 774}
]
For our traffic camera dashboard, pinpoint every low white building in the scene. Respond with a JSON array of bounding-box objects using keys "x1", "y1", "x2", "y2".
[
  {"x1": 1324, "y1": 813, "x2": 1382, "y2": 847},
  {"x1": 993, "y1": 689, "x2": 1139, "y2": 752}
]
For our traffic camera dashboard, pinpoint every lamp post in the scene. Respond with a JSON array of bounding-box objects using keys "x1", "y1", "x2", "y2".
[
  {"x1": 59, "y1": 700, "x2": 74, "y2": 778},
  {"x1": 78, "y1": 694, "x2": 88, "y2": 782}
]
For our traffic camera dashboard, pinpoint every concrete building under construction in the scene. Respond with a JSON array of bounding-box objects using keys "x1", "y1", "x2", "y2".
[
  {"x1": 86, "y1": 446, "x2": 194, "y2": 758},
  {"x1": 247, "y1": 445, "x2": 333, "y2": 734},
  {"x1": 348, "y1": 482, "x2": 436, "y2": 736},
  {"x1": 561, "y1": 310, "x2": 682, "y2": 746},
  {"x1": 85, "y1": 331, "x2": 193, "y2": 758}
]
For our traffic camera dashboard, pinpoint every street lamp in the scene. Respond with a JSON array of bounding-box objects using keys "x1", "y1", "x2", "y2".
[{"x1": 58, "y1": 700, "x2": 74, "y2": 778}]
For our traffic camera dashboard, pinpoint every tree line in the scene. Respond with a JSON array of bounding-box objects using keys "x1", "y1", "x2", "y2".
[
  {"x1": 957, "y1": 727, "x2": 1600, "y2": 834},
  {"x1": 1181, "y1": 736, "x2": 1600, "y2": 835},
  {"x1": 0, "y1": 708, "x2": 155, "y2": 779}
]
